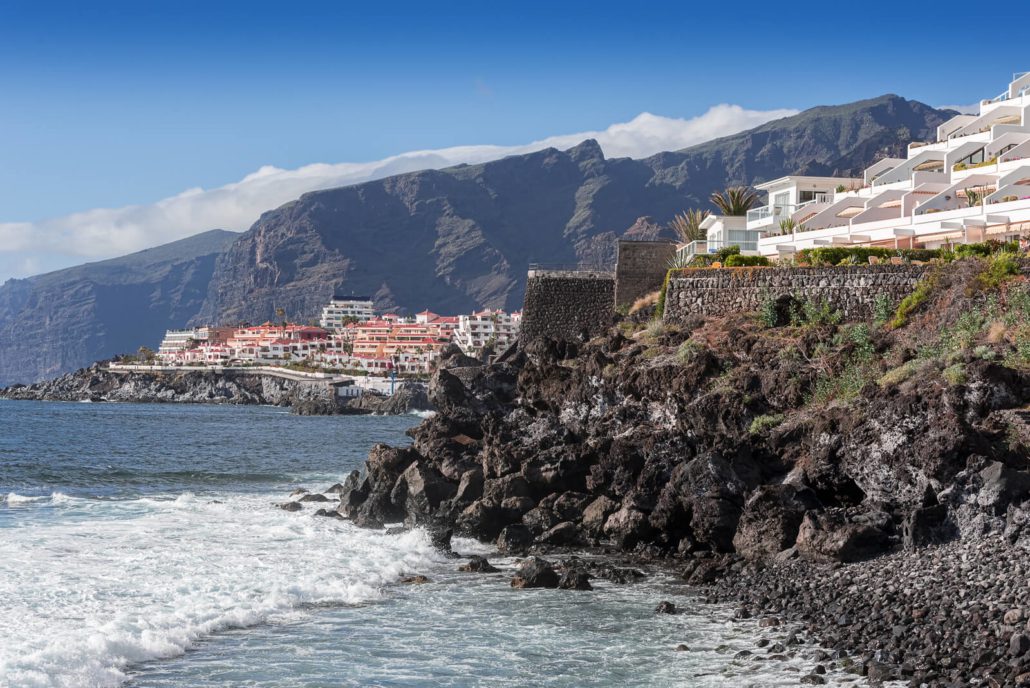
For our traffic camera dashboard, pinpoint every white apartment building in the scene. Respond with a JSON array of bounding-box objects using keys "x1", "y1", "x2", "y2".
[
  {"x1": 750, "y1": 72, "x2": 1030, "y2": 257},
  {"x1": 454, "y1": 309, "x2": 521, "y2": 356},
  {"x1": 679, "y1": 177, "x2": 859, "y2": 259},
  {"x1": 319, "y1": 297, "x2": 375, "y2": 330},
  {"x1": 676, "y1": 73, "x2": 1030, "y2": 261}
]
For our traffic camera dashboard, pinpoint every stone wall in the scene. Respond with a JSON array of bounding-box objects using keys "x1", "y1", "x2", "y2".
[
  {"x1": 520, "y1": 270, "x2": 615, "y2": 342},
  {"x1": 664, "y1": 265, "x2": 929, "y2": 322},
  {"x1": 614, "y1": 239, "x2": 677, "y2": 309}
]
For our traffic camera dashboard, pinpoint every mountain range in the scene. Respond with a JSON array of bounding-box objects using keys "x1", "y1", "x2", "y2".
[{"x1": 0, "y1": 94, "x2": 952, "y2": 386}]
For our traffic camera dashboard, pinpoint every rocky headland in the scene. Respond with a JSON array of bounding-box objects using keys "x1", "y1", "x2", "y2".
[
  {"x1": 300, "y1": 256, "x2": 1030, "y2": 686},
  {"x1": 0, "y1": 364, "x2": 434, "y2": 416}
]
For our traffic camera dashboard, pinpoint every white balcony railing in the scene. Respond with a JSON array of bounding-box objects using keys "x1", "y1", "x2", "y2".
[
  {"x1": 746, "y1": 196, "x2": 831, "y2": 225},
  {"x1": 677, "y1": 239, "x2": 759, "y2": 260},
  {"x1": 747, "y1": 204, "x2": 794, "y2": 224}
]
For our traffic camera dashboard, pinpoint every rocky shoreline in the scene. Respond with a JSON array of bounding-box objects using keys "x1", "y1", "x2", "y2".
[
  {"x1": 310, "y1": 258, "x2": 1029, "y2": 686},
  {"x1": 0, "y1": 363, "x2": 434, "y2": 416}
]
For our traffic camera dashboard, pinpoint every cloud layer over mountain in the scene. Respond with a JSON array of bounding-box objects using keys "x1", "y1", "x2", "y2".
[{"x1": 0, "y1": 103, "x2": 797, "y2": 283}]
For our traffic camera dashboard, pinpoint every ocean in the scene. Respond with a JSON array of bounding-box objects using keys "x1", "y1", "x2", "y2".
[{"x1": 0, "y1": 401, "x2": 845, "y2": 687}]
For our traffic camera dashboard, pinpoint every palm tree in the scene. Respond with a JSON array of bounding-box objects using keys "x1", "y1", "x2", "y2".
[
  {"x1": 710, "y1": 187, "x2": 760, "y2": 216},
  {"x1": 779, "y1": 218, "x2": 804, "y2": 235},
  {"x1": 669, "y1": 209, "x2": 710, "y2": 243}
]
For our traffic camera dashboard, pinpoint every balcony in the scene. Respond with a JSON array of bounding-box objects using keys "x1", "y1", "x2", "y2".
[
  {"x1": 677, "y1": 239, "x2": 759, "y2": 260},
  {"x1": 747, "y1": 204, "x2": 794, "y2": 225}
]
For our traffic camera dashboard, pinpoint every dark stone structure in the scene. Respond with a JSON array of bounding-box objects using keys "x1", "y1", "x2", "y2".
[
  {"x1": 664, "y1": 264, "x2": 929, "y2": 321},
  {"x1": 613, "y1": 239, "x2": 677, "y2": 309},
  {"x1": 520, "y1": 270, "x2": 615, "y2": 342}
]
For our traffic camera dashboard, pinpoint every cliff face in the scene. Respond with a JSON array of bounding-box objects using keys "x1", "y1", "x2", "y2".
[
  {"x1": 195, "y1": 95, "x2": 952, "y2": 326},
  {"x1": 0, "y1": 230, "x2": 237, "y2": 386}
]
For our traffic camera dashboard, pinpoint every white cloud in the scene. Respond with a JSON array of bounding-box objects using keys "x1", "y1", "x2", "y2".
[{"x1": 0, "y1": 103, "x2": 798, "y2": 283}]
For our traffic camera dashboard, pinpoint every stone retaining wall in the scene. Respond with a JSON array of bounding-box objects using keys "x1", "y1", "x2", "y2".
[
  {"x1": 520, "y1": 271, "x2": 615, "y2": 342},
  {"x1": 664, "y1": 265, "x2": 929, "y2": 321},
  {"x1": 614, "y1": 239, "x2": 677, "y2": 309}
]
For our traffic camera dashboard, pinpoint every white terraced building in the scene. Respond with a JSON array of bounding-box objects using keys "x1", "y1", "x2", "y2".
[
  {"x1": 319, "y1": 297, "x2": 375, "y2": 331},
  {"x1": 454, "y1": 309, "x2": 522, "y2": 357},
  {"x1": 689, "y1": 72, "x2": 1030, "y2": 260}
]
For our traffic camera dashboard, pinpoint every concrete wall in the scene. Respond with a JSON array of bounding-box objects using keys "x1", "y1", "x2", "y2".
[
  {"x1": 520, "y1": 270, "x2": 615, "y2": 342},
  {"x1": 664, "y1": 265, "x2": 929, "y2": 322},
  {"x1": 614, "y1": 240, "x2": 677, "y2": 309}
]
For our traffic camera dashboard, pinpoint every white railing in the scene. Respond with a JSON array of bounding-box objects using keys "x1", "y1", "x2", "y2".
[
  {"x1": 746, "y1": 197, "x2": 834, "y2": 225},
  {"x1": 747, "y1": 204, "x2": 796, "y2": 224},
  {"x1": 677, "y1": 240, "x2": 758, "y2": 260}
]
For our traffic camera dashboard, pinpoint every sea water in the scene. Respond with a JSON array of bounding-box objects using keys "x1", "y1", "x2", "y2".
[{"x1": 0, "y1": 401, "x2": 862, "y2": 687}]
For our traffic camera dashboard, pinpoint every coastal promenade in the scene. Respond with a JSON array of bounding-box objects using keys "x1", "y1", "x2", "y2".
[{"x1": 107, "y1": 363, "x2": 398, "y2": 395}]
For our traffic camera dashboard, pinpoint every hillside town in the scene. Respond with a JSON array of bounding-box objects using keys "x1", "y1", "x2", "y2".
[{"x1": 152, "y1": 296, "x2": 521, "y2": 376}]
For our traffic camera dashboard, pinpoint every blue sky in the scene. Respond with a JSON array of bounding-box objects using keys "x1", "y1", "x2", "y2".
[{"x1": 0, "y1": 0, "x2": 1028, "y2": 278}]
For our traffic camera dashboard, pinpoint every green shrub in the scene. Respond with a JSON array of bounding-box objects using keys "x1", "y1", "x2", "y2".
[
  {"x1": 644, "y1": 318, "x2": 665, "y2": 340},
  {"x1": 676, "y1": 340, "x2": 703, "y2": 363},
  {"x1": 759, "y1": 294, "x2": 779, "y2": 328},
  {"x1": 943, "y1": 363, "x2": 967, "y2": 386},
  {"x1": 715, "y1": 245, "x2": 742, "y2": 261},
  {"x1": 978, "y1": 252, "x2": 1021, "y2": 291},
  {"x1": 941, "y1": 310, "x2": 988, "y2": 351},
  {"x1": 748, "y1": 413, "x2": 784, "y2": 435},
  {"x1": 811, "y1": 361, "x2": 877, "y2": 404},
  {"x1": 791, "y1": 298, "x2": 842, "y2": 327},
  {"x1": 973, "y1": 345, "x2": 996, "y2": 361},
  {"x1": 955, "y1": 240, "x2": 1019, "y2": 258},
  {"x1": 1008, "y1": 327, "x2": 1030, "y2": 368},
  {"x1": 842, "y1": 323, "x2": 876, "y2": 358},
  {"x1": 1005, "y1": 284, "x2": 1030, "y2": 327},
  {"x1": 878, "y1": 360, "x2": 924, "y2": 387},
  {"x1": 891, "y1": 270, "x2": 940, "y2": 328},
  {"x1": 724, "y1": 254, "x2": 770, "y2": 267},
  {"x1": 797, "y1": 247, "x2": 941, "y2": 267},
  {"x1": 873, "y1": 293, "x2": 894, "y2": 325}
]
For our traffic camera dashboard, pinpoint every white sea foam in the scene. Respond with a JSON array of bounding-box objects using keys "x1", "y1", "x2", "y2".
[
  {"x1": 3, "y1": 492, "x2": 48, "y2": 505},
  {"x1": 407, "y1": 409, "x2": 436, "y2": 419},
  {"x1": 3, "y1": 492, "x2": 74, "y2": 507},
  {"x1": 0, "y1": 492, "x2": 443, "y2": 687}
]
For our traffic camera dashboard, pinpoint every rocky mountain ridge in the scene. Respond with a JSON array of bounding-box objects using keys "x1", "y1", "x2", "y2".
[{"x1": 195, "y1": 95, "x2": 951, "y2": 327}]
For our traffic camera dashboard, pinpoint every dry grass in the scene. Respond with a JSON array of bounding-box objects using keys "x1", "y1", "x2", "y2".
[
  {"x1": 629, "y1": 291, "x2": 660, "y2": 314},
  {"x1": 988, "y1": 321, "x2": 1008, "y2": 343}
]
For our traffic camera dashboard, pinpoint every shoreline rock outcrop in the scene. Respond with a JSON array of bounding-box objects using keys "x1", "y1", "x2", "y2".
[
  {"x1": 336, "y1": 258, "x2": 1030, "y2": 683},
  {"x1": 0, "y1": 363, "x2": 434, "y2": 416}
]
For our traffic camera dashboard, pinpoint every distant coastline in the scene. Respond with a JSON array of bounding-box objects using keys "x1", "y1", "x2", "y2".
[{"x1": 0, "y1": 362, "x2": 435, "y2": 416}]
